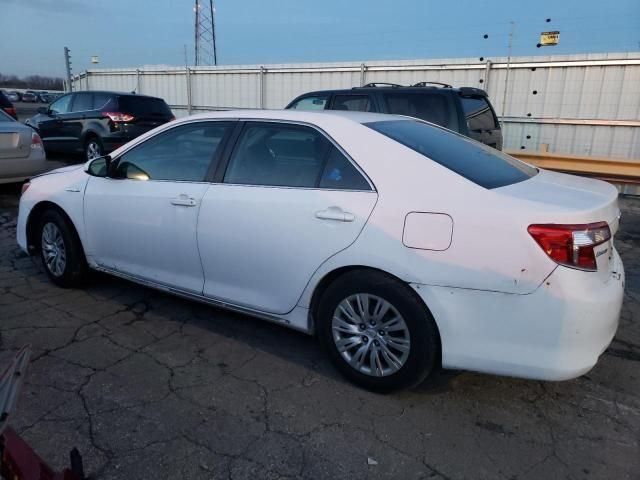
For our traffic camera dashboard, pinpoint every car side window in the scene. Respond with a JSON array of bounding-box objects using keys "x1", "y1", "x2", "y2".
[
  {"x1": 319, "y1": 147, "x2": 371, "y2": 190},
  {"x1": 93, "y1": 93, "x2": 112, "y2": 110},
  {"x1": 71, "y1": 93, "x2": 93, "y2": 112},
  {"x1": 224, "y1": 123, "x2": 331, "y2": 188},
  {"x1": 332, "y1": 94, "x2": 374, "y2": 112},
  {"x1": 49, "y1": 94, "x2": 72, "y2": 114},
  {"x1": 289, "y1": 95, "x2": 328, "y2": 110},
  {"x1": 461, "y1": 96, "x2": 497, "y2": 132},
  {"x1": 113, "y1": 122, "x2": 232, "y2": 182}
]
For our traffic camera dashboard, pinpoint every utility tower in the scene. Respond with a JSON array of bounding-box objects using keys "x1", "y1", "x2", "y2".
[{"x1": 194, "y1": 0, "x2": 217, "y2": 66}]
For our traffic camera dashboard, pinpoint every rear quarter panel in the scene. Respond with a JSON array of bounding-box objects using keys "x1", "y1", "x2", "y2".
[{"x1": 296, "y1": 118, "x2": 558, "y2": 308}]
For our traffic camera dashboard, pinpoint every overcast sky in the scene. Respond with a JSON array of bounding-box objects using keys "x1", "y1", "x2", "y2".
[{"x1": 2, "y1": 0, "x2": 638, "y2": 77}]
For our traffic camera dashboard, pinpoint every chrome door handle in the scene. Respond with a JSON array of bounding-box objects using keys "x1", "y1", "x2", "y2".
[
  {"x1": 315, "y1": 206, "x2": 355, "y2": 222},
  {"x1": 170, "y1": 194, "x2": 197, "y2": 207}
]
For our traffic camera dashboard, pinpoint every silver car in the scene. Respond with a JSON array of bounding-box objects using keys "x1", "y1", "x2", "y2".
[{"x1": 0, "y1": 109, "x2": 48, "y2": 184}]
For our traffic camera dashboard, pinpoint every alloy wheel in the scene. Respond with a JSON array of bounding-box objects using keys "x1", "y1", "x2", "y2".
[
  {"x1": 86, "y1": 141, "x2": 101, "y2": 160},
  {"x1": 331, "y1": 293, "x2": 411, "y2": 377},
  {"x1": 41, "y1": 222, "x2": 66, "y2": 277}
]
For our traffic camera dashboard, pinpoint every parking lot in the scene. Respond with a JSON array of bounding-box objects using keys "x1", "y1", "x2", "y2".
[{"x1": 0, "y1": 179, "x2": 637, "y2": 479}]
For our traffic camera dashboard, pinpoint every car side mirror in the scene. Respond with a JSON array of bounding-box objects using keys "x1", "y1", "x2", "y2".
[
  {"x1": 36, "y1": 107, "x2": 48, "y2": 115},
  {"x1": 85, "y1": 155, "x2": 112, "y2": 178}
]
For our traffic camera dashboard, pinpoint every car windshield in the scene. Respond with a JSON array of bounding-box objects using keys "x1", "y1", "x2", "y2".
[{"x1": 366, "y1": 119, "x2": 537, "y2": 189}]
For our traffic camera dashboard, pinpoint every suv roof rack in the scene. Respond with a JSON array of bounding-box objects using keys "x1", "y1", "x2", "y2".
[
  {"x1": 357, "y1": 82, "x2": 404, "y2": 88},
  {"x1": 412, "y1": 81, "x2": 453, "y2": 88}
]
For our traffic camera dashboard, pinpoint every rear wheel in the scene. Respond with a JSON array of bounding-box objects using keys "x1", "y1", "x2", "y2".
[
  {"x1": 317, "y1": 270, "x2": 439, "y2": 393},
  {"x1": 38, "y1": 209, "x2": 88, "y2": 288},
  {"x1": 85, "y1": 136, "x2": 103, "y2": 161}
]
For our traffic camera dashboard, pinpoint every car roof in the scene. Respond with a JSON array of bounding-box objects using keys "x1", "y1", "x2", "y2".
[
  {"x1": 180, "y1": 109, "x2": 403, "y2": 125},
  {"x1": 69, "y1": 90, "x2": 164, "y2": 100},
  {"x1": 289, "y1": 85, "x2": 488, "y2": 99}
]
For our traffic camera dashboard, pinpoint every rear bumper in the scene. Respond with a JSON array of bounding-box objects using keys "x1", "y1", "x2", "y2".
[
  {"x1": 412, "y1": 248, "x2": 624, "y2": 381},
  {"x1": 0, "y1": 152, "x2": 48, "y2": 185}
]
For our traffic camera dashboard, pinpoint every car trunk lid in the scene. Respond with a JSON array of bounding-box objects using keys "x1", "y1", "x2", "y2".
[
  {"x1": 116, "y1": 96, "x2": 173, "y2": 128},
  {"x1": 496, "y1": 169, "x2": 620, "y2": 283},
  {"x1": 0, "y1": 125, "x2": 31, "y2": 159}
]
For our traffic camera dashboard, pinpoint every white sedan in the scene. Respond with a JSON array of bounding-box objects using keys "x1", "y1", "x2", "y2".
[{"x1": 16, "y1": 110, "x2": 624, "y2": 392}]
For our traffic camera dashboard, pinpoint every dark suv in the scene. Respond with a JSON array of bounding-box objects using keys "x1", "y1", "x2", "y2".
[
  {"x1": 286, "y1": 82, "x2": 502, "y2": 150},
  {"x1": 25, "y1": 91, "x2": 174, "y2": 160}
]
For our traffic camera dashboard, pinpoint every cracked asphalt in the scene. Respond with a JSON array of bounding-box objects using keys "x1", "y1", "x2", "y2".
[{"x1": 0, "y1": 183, "x2": 638, "y2": 480}]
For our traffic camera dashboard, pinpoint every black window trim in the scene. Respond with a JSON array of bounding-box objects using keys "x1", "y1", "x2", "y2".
[
  {"x1": 107, "y1": 119, "x2": 237, "y2": 184},
  {"x1": 215, "y1": 119, "x2": 376, "y2": 192}
]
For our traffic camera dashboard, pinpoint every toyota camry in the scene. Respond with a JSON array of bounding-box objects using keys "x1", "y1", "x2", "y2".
[{"x1": 17, "y1": 110, "x2": 624, "y2": 392}]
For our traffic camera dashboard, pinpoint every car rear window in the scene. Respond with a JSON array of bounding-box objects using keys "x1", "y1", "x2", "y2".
[
  {"x1": 366, "y1": 119, "x2": 537, "y2": 189},
  {"x1": 116, "y1": 96, "x2": 172, "y2": 118},
  {"x1": 381, "y1": 92, "x2": 458, "y2": 131},
  {"x1": 460, "y1": 96, "x2": 498, "y2": 131}
]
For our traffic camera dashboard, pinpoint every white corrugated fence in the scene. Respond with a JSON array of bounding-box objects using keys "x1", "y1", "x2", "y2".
[{"x1": 72, "y1": 52, "x2": 640, "y2": 159}]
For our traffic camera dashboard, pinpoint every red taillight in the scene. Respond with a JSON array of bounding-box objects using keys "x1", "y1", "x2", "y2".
[
  {"x1": 102, "y1": 112, "x2": 135, "y2": 122},
  {"x1": 528, "y1": 222, "x2": 611, "y2": 271},
  {"x1": 31, "y1": 132, "x2": 43, "y2": 149},
  {"x1": 4, "y1": 107, "x2": 17, "y2": 118},
  {"x1": 21, "y1": 182, "x2": 31, "y2": 195}
]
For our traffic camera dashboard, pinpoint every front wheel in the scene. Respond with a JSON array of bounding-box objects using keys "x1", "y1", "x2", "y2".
[
  {"x1": 318, "y1": 270, "x2": 440, "y2": 393},
  {"x1": 39, "y1": 209, "x2": 88, "y2": 288}
]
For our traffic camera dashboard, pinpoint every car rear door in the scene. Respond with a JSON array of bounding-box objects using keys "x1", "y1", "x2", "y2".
[
  {"x1": 84, "y1": 121, "x2": 234, "y2": 293},
  {"x1": 198, "y1": 120, "x2": 377, "y2": 315},
  {"x1": 67, "y1": 92, "x2": 94, "y2": 150}
]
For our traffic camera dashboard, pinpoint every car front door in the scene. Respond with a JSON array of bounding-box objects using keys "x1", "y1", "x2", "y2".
[
  {"x1": 198, "y1": 121, "x2": 378, "y2": 315},
  {"x1": 83, "y1": 121, "x2": 234, "y2": 293}
]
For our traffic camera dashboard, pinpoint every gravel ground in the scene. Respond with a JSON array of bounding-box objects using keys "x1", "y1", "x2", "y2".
[{"x1": 0, "y1": 186, "x2": 638, "y2": 480}]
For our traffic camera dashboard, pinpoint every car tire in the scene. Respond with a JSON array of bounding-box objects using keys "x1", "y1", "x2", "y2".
[
  {"x1": 38, "y1": 209, "x2": 88, "y2": 288},
  {"x1": 317, "y1": 270, "x2": 439, "y2": 393},
  {"x1": 85, "y1": 136, "x2": 104, "y2": 161}
]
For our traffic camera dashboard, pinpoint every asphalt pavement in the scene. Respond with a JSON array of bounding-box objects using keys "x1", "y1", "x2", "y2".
[{"x1": 0, "y1": 186, "x2": 638, "y2": 479}]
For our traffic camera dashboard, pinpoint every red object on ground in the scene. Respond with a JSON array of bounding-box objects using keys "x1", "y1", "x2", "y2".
[{"x1": 1, "y1": 427, "x2": 82, "y2": 480}]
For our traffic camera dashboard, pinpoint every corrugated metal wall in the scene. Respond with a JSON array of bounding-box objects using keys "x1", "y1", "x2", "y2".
[{"x1": 73, "y1": 52, "x2": 640, "y2": 159}]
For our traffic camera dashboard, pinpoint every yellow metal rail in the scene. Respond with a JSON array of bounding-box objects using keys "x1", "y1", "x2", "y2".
[{"x1": 508, "y1": 151, "x2": 640, "y2": 181}]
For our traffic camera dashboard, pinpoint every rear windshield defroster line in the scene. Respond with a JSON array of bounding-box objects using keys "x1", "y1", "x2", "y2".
[{"x1": 365, "y1": 119, "x2": 537, "y2": 189}]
